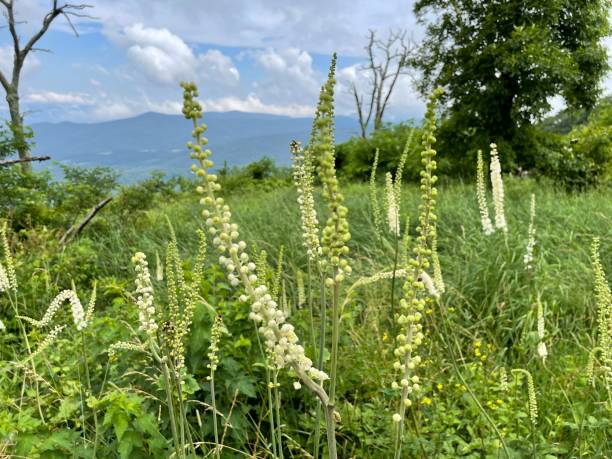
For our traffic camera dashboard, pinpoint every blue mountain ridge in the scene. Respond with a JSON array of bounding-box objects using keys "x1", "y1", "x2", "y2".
[{"x1": 30, "y1": 111, "x2": 360, "y2": 182}]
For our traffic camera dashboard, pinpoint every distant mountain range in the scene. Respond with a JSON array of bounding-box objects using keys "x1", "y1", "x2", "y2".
[{"x1": 30, "y1": 111, "x2": 360, "y2": 182}]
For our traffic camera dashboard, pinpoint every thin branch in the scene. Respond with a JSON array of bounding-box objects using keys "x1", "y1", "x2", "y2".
[
  {"x1": 21, "y1": 3, "x2": 93, "y2": 58},
  {"x1": 59, "y1": 196, "x2": 113, "y2": 245},
  {"x1": 0, "y1": 155, "x2": 50, "y2": 167}
]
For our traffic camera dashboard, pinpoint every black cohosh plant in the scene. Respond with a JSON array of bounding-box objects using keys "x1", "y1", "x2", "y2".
[
  {"x1": 181, "y1": 80, "x2": 342, "y2": 457},
  {"x1": 390, "y1": 88, "x2": 443, "y2": 459}
]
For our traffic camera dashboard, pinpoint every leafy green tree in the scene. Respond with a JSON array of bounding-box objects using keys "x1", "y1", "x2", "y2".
[{"x1": 413, "y1": 0, "x2": 610, "y2": 168}]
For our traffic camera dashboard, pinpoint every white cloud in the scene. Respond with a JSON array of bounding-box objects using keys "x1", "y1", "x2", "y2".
[
  {"x1": 203, "y1": 94, "x2": 313, "y2": 117},
  {"x1": 116, "y1": 23, "x2": 198, "y2": 85},
  {"x1": 94, "y1": 0, "x2": 419, "y2": 55},
  {"x1": 249, "y1": 48, "x2": 320, "y2": 104},
  {"x1": 26, "y1": 91, "x2": 95, "y2": 105},
  {"x1": 108, "y1": 23, "x2": 241, "y2": 90},
  {"x1": 199, "y1": 49, "x2": 240, "y2": 84},
  {"x1": 89, "y1": 101, "x2": 135, "y2": 120}
]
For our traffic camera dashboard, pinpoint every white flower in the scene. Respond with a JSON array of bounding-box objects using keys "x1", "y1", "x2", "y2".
[
  {"x1": 0, "y1": 263, "x2": 9, "y2": 292},
  {"x1": 489, "y1": 143, "x2": 507, "y2": 232},
  {"x1": 476, "y1": 149, "x2": 494, "y2": 235},
  {"x1": 393, "y1": 413, "x2": 402, "y2": 423},
  {"x1": 537, "y1": 341, "x2": 548, "y2": 362},
  {"x1": 385, "y1": 172, "x2": 400, "y2": 236},
  {"x1": 0, "y1": 318, "x2": 5, "y2": 330},
  {"x1": 21, "y1": 290, "x2": 87, "y2": 331},
  {"x1": 132, "y1": 252, "x2": 158, "y2": 335}
]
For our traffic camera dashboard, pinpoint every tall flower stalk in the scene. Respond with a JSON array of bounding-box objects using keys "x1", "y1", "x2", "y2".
[
  {"x1": 392, "y1": 88, "x2": 444, "y2": 459},
  {"x1": 524, "y1": 194, "x2": 536, "y2": 269},
  {"x1": 590, "y1": 237, "x2": 612, "y2": 407},
  {"x1": 489, "y1": 143, "x2": 507, "y2": 232},
  {"x1": 476, "y1": 150, "x2": 494, "y2": 235}
]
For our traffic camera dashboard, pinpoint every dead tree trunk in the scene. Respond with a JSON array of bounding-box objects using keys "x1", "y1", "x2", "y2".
[{"x1": 0, "y1": 1, "x2": 93, "y2": 173}]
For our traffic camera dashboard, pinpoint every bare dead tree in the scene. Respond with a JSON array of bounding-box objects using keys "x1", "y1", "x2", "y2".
[
  {"x1": 351, "y1": 29, "x2": 416, "y2": 138},
  {"x1": 0, "y1": 1, "x2": 93, "y2": 173}
]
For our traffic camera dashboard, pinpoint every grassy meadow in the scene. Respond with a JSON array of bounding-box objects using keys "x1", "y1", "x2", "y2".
[{"x1": 0, "y1": 82, "x2": 611, "y2": 459}]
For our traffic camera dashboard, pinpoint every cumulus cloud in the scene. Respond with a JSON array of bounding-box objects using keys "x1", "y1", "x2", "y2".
[
  {"x1": 108, "y1": 23, "x2": 241, "y2": 90},
  {"x1": 199, "y1": 50, "x2": 240, "y2": 84},
  {"x1": 114, "y1": 23, "x2": 198, "y2": 85},
  {"x1": 249, "y1": 47, "x2": 320, "y2": 104},
  {"x1": 26, "y1": 91, "x2": 95, "y2": 105}
]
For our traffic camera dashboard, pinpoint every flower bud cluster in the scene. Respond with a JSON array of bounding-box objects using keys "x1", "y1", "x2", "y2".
[
  {"x1": 591, "y1": 237, "x2": 611, "y2": 376},
  {"x1": 22, "y1": 289, "x2": 88, "y2": 331},
  {"x1": 296, "y1": 270, "x2": 305, "y2": 307},
  {"x1": 291, "y1": 141, "x2": 322, "y2": 261},
  {"x1": 0, "y1": 222, "x2": 17, "y2": 291},
  {"x1": 310, "y1": 55, "x2": 351, "y2": 284},
  {"x1": 393, "y1": 130, "x2": 414, "y2": 212},
  {"x1": 132, "y1": 252, "x2": 158, "y2": 334},
  {"x1": 207, "y1": 315, "x2": 224, "y2": 378},
  {"x1": 108, "y1": 341, "x2": 146, "y2": 359},
  {"x1": 431, "y1": 229, "x2": 445, "y2": 294},
  {"x1": 392, "y1": 88, "x2": 444, "y2": 425},
  {"x1": 476, "y1": 150, "x2": 494, "y2": 235},
  {"x1": 524, "y1": 194, "x2": 536, "y2": 269},
  {"x1": 164, "y1": 238, "x2": 197, "y2": 376},
  {"x1": 30, "y1": 324, "x2": 66, "y2": 359},
  {"x1": 369, "y1": 149, "x2": 383, "y2": 234},
  {"x1": 181, "y1": 81, "x2": 328, "y2": 384},
  {"x1": 193, "y1": 229, "x2": 208, "y2": 285},
  {"x1": 512, "y1": 369, "x2": 538, "y2": 425},
  {"x1": 489, "y1": 143, "x2": 507, "y2": 232}
]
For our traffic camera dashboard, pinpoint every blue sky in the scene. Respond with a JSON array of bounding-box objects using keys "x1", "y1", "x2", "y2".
[{"x1": 0, "y1": 0, "x2": 610, "y2": 124}]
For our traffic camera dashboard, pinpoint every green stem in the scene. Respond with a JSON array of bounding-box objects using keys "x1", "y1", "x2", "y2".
[
  {"x1": 390, "y1": 234, "x2": 400, "y2": 339},
  {"x1": 80, "y1": 332, "x2": 99, "y2": 458},
  {"x1": 273, "y1": 371, "x2": 284, "y2": 459},
  {"x1": 329, "y1": 278, "x2": 340, "y2": 408},
  {"x1": 314, "y1": 271, "x2": 327, "y2": 459},
  {"x1": 210, "y1": 370, "x2": 220, "y2": 459},
  {"x1": 151, "y1": 343, "x2": 182, "y2": 459}
]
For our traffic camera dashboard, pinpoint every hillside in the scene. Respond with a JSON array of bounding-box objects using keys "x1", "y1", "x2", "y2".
[{"x1": 30, "y1": 111, "x2": 359, "y2": 181}]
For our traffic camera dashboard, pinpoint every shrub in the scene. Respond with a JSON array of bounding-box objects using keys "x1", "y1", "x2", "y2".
[{"x1": 336, "y1": 122, "x2": 423, "y2": 181}]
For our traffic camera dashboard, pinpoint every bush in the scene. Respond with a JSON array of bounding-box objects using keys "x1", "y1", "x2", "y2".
[{"x1": 335, "y1": 122, "x2": 423, "y2": 181}]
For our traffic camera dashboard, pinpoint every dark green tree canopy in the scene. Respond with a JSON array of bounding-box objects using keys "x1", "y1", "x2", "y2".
[{"x1": 413, "y1": 0, "x2": 610, "y2": 165}]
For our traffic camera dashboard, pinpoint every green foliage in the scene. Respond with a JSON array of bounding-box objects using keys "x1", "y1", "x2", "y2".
[
  {"x1": 536, "y1": 98, "x2": 612, "y2": 189},
  {"x1": 0, "y1": 121, "x2": 35, "y2": 160},
  {"x1": 0, "y1": 168, "x2": 52, "y2": 228},
  {"x1": 336, "y1": 123, "x2": 423, "y2": 181},
  {"x1": 413, "y1": 0, "x2": 610, "y2": 167},
  {"x1": 217, "y1": 156, "x2": 292, "y2": 193}
]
